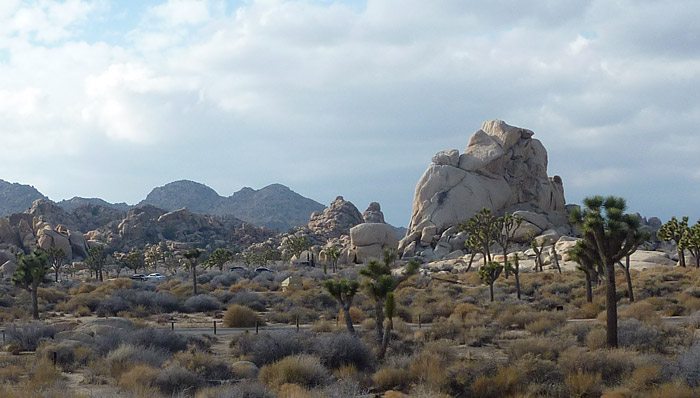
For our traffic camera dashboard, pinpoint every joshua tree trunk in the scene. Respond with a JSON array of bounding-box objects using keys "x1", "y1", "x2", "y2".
[
  {"x1": 55, "y1": 268, "x2": 59, "y2": 283},
  {"x1": 552, "y1": 245, "x2": 562, "y2": 274},
  {"x1": 503, "y1": 248, "x2": 509, "y2": 279},
  {"x1": 30, "y1": 283, "x2": 40, "y2": 319},
  {"x1": 342, "y1": 306, "x2": 355, "y2": 334},
  {"x1": 489, "y1": 281, "x2": 495, "y2": 302},
  {"x1": 192, "y1": 265, "x2": 198, "y2": 295},
  {"x1": 679, "y1": 248, "x2": 686, "y2": 267},
  {"x1": 378, "y1": 317, "x2": 393, "y2": 360},
  {"x1": 515, "y1": 272, "x2": 521, "y2": 300},
  {"x1": 584, "y1": 269, "x2": 593, "y2": 304},
  {"x1": 467, "y1": 252, "x2": 476, "y2": 272},
  {"x1": 623, "y1": 255, "x2": 634, "y2": 303},
  {"x1": 374, "y1": 302, "x2": 384, "y2": 343},
  {"x1": 605, "y1": 262, "x2": 618, "y2": 348}
]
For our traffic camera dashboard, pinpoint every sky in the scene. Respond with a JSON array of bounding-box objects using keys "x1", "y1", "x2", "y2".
[{"x1": 1, "y1": 0, "x2": 699, "y2": 227}]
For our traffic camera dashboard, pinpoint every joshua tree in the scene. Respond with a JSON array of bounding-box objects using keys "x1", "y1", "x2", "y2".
[
  {"x1": 530, "y1": 235, "x2": 546, "y2": 272},
  {"x1": 184, "y1": 248, "x2": 203, "y2": 295},
  {"x1": 658, "y1": 216, "x2": 689, "y2": 267},
  {"x1": 569, "y1": 240, "x2": 599, "y2": 304},
  {"x1": 13, "y1": 250, "x2": 49, "y2": 319},
  {"x1": 617, "y1": 227, "x2": 649, "y2": 303},
  {"x1": 323, "y1": 279, "x2": 360, "y2": 334},
  {"x1": 360, "y1": 259, "x2": 395, "y2": 343},
  {"x1": 378, "y1": 292, "x2": 396, "y2": 360},
  {"x1": 494, "y1": 213, "x2": 523, "y2": 278},
  {"x1": 287, "y1": 235, "x2": 310, "y2": 261},
  {"x1": 325, "y1": 245, "x2": 341, "y2": 273},
  {"x1": 681, "y1": 220, "x2": 700, "y2": 268},
  {"x1": 46, "y1": 248, "x2": 67, "y2": 282},
  {"x1": 478, "y1": 261, "x2": 503, "y2": 302},
  {"x1": 570, "y1": 195, "x2": 641, "y2": 348},
  {"x1": 551, "y1": 242, "x2": 562, "y2": 274},
  {"x1": 125, "y1": 249, "x2": 145, "y2": 274},
  {"x1": 510, "y1": 253, "x2": 522, "y2": 300},
  {"x1": 86, "y1": 245, "x2": 106, "y2": 281},
  {"x1": 459, "y1": 208, "x2": 498, "y2": 266},
  {"x1": 206, "y1": 248, "x2": 234, "y2": 271}
]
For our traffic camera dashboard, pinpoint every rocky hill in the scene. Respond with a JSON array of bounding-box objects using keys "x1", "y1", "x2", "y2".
[
  {"x1": 140, "y1": 181, "x2": 325, "y2": 231},
  {"x1": 57, "y1": 197, "x2": 131, "y2": 212},
  {"x1": 0, "y1": 179, "x2": 46, "y2": 215}
]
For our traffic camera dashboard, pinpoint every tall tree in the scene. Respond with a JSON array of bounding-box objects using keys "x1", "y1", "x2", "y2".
[
  {"x1": 658, "y1": 216, "x2": 689, "y2": 267},
  {"x1": 617, "y1": 227, "x2": 649, "y2": 303},
  {"x1": 86, "y1": 245, "x2": 106, "y2": 281},
  {"x1": 378, "y1": 292, "x2": 396, "y2": 360},
  {"x1": 323, "y1": 279, "x2": 360, "y2": 334},
  {"x1": 360, "y1": 259, "x2": 395, "y2": 343},
  {"x1": 13, "y1": 250, "x2": 49, "y2": 319},
  {"x1": 206, "y1": 248, "x2": 234, "y2": 271},
  {"x1": 325, "y1": 245, "x2": 341, "y2": 273},
  {"x1": 46, "y1": 248, "x2": 67, "y2": 282},
  {"x1": 530, "y1": 235, "x2": 546, "y2": 272},
  {"x1": 682, "y1": 220, "x2": 700, "y2": 268},
  {"x1": 510, "y1": 253, "x2": 522, "y2": 300},
  {"x1": 494, "y1": 213, "x2": 523, "y2": 279},
  {"x1": 478, "y1": 261, "x2": 503, "y2": 302},
  {"x1": 570, "y1": 196, "x2": 641, "y2": 348},
  {"x1": 184, "y1": 248, "x2": 203, "y2": 295},
  {"x1": 287, "y1": 235, "x2": 310, "y2": 261},
  {"x1": 569, "y1": 240, "x2": 599, "y2": 304},
  {"x1": 125, "y1": 250, "x2": 145, "y2": 274},
  {"x1": 459, "y1": 208, "x2": 498, "y2": 266}
]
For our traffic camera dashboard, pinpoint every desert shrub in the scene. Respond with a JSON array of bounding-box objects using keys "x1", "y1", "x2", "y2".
[
  {"x1": 506, "y1": 336, "x2": 570, "y2": 361},
  {"x1": 471, "y1": 365, "x2": 526, "y2": 398},
  {"x1": 0, "y1": 364, "x2": 23, "y2": 383},
  {"x1": 565, "y1": 370, "x2": 602, "y2": 398},
  {"x1": 515, "y1": 353, "x2": 564, "y2": 386},
  {"x1": 154, "y1": 365, "x2": 202, "y2": 395},
  {"x1": 127, "y1": 327, "x2": 189, "y2": 353},
  {"x1": 409, "y1": 351, "x2": 449, "y2": 389},
  {"x1": 104, "y1": 344, "x2": 169, "y2": 377},
  {"x1": 648, "y1": 382, "x2": 697, "y2": 398},
  {"x1": 224, "y1": 304, "x2": 260, "y2": 327},
  {"x1": 38, "y1": 287, "x2": 68, "y2": 303},
  {"x1": 320, "y1": 379, "x2": 367, "y2": 398},
  {"x1": 619, "y1": 301, "x2": 661, "y2": 324},
  {"x1": 525, "y1": 317, "x2": 563, "y2": 335},
  {"x1": 628, "y1": 364, "x2": 664, "y2": 391},
  {"x1": 559, "y1": 347, "x2": 637, "y2": 385},
  {"x1": 314, "y1": 333, "x2": 373, "y2": 371},
  {"x1": 6, "y1": 322, "x2": 56, "y2": 351},
  {"x1": 197, "y1": 381, "x2": 275, "y2": 398},
  {"x1": 96, "y1": 296, "x2": 130, "y2": 316},
  {"x1": 152, "y1": 291, "x2": 181, "y2": 312},
  {"x1": 77, "y1": 283, "x2": 97, "y2": 294},
  {"x1": 259, "y1": 354, "x2": 329, "y2": 390},
  {"x1": 560, "y1": 322, "x2": 594, "y2": 344},
  {"x1": 671, "y1": 344, "x2": 700, "y2": 387},
  {"x1": 184, "y1": 295, "x2": 221, "y2": 312},
  {"x1": 576, "y1": 302, "x2": 603, "y2": 319},
  {"x1": 209, "y1": 273, "x2": 239, "y2": 289},
  {"x1": 584, "y1": 327, "x2": 607, "y2": 350},
  {"x1": 373, "y1": 367, "x2": 414, "y2": 392},
  {"x1": 36, "y1": 341, "x2": 93, "y2": 371},
  {"x1": 28, "y1": 358, "x2": 63, "y2": 390},
  {"x1": 617, "y1": 318, "x2": 661, "y2": 351},
  {"x1": 236, "y1": 331, "x2": 312, "y2": 366},
  {"x1": 461, "y1": 325, "x2": 498, "y2": 347},
  {"x1": 230, "y1": 291, "x2": 267, "y2": 311},
  {"x1": 118, "y1": 363, "x2": 160, "y2": 391},
  {"x1": 171, "y1": 350, "x2": 233, "y2": 381}
]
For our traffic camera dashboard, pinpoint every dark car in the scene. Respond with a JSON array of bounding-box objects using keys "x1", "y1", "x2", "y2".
[
  {"x1": 130, "y1": 274, "x2": 146, "y2": 281},
  {"x1": 229, "y1": 266, "x2": 247, "y2": 272},
  {"x1": 254, "y1": 267, "x2": 273, "y2": 274}
]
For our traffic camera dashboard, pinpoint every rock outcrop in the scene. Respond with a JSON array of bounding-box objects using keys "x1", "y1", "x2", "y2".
[
  {"x1": 401, "y1": 120, "x2": 567, "y2": 257},
  {"x1": 362, "y1": 202, "x2": 386, "y2": 223},
  {"x1": 350, "y1": 223, "x2": 399, "y2": 262},
  {"x1": 307, "y1": 196, "x2": 364, "y2": 239}
]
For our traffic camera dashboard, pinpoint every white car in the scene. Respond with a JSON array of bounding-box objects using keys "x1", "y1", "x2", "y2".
[{"x1": 145, "y1": 273, "x2": 165, "y2": 280}]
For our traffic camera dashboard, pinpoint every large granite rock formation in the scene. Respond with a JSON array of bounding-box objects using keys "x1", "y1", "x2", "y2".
[
  {"x1": 350, "y1": 223, "x2": 399, "y2": 262},
  {"x1": 402, "y1": 120, "x2": 567, "y2": 257},
  {"x1": 307, "y1": 196, "x2": 364, "y2": 239}
]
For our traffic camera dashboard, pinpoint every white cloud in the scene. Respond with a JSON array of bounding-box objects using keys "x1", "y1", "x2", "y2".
[{"x1": 0, "y1": 0, "x2": 699, "y2": 224}]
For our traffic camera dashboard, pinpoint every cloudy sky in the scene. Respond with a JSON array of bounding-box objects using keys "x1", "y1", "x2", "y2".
[{"x1": 1, "y1": 0, "x2": 699, "y2": 227}]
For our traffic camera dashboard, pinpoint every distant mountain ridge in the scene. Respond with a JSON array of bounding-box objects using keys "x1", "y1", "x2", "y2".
[
  {"x1": 140, "y1": 180, "x2": 326, "y2": 231},
  {"x1": 0, "y1": 178, "x2": 327, "y2": 231},
  {"x1": 0, "y1": 179, "x2": 47, "y2": 215}
]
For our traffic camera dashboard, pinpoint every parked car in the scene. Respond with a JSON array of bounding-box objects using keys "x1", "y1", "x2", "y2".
[
  {"x1": 145, "y1": 273, "x2": 165, "y2": 280},
  {"x1": 130, "y1": 274, "x2": 146, "y2": 281},
  {"x1": 254, "y1": 267, "x2": 273, "y2": 274},
  {"x1": 229, "y1": 266, "x2": 247, "y2": 272}
]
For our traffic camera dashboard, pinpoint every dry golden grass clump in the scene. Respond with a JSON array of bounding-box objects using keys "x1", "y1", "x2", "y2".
[{"x1": 223, "y1": 304, "x2": 262, "y2": 327}]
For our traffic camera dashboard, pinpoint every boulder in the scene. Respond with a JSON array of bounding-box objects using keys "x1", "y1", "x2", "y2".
[
  {"x1": 68, "y1": 231, "x2": 90, "y2": 259},
  {"x1": 0, "y1": 217, "x2": 19, "y2": 246},
  {"x1": 232, "y1": 361, "x2": 259, "y2": 379},
  {"x1": 513, "y1": 211, "x2": 549, "y2": 230},
  {"x1": 350, "y1": 223, "x2": 399, "y2": 262},
  {"x1": 37, "y1": 228, "x2": 72, "y2": 259},
  {"x1": 432, "y1": 149, "x2": 460, "y2": 167},
  {"x1": 512, "y1": 220, "x2": 544, "y2": 243},
  {"x1": 407, "y1": 120, "x2": 567, "y2": 246},
  {"x1": 362, "y1": 202, "x2": 386, "y2": 224}
]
